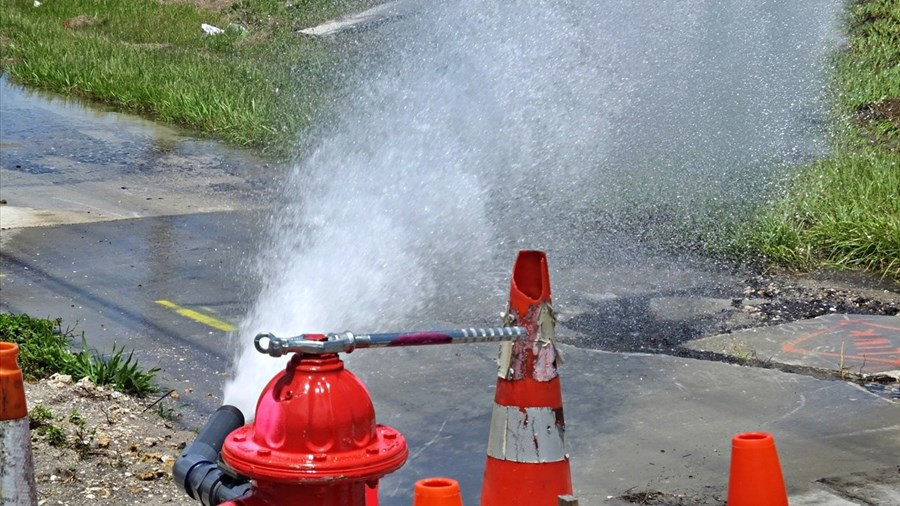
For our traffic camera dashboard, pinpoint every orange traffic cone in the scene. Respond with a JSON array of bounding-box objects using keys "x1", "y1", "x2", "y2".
[
  {"x1": 413, "y1": 477, "x2": 463, "y2": 506},
  {"x1": 727, "y1": 432, "x2": 788, "y2": 506},
  {"x1": 1, "y1": 341, "x2": 38, "y2": 506},
  {"x1": 481, "y1": 250, "x2": 573, "y2": 506}
]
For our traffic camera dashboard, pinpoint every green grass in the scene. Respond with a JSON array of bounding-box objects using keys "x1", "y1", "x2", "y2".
[
  {"x1": 0, "y1": 0, "x2": 369, "y2": 154},
  {"x1": 743, "y1": 0, "x2": 900, "y2": 280},
  {"x1": 0, "y1": 314, "x2": 75, "y2": 379},
  {"x1": 745, "y1": 143, "x2": 899, "y2": 276},
  {"x1": 0, "y1": 313, "x2": 159, "y2": 396}
]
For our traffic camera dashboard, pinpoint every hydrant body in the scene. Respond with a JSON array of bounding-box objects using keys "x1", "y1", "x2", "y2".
[{"x1": 220, "y1": 352, "x2": 408, "y2": 506}]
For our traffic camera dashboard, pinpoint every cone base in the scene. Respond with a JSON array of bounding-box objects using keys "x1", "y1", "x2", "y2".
[{"x1": 481, "y1": 457, "x2": 572, "y2": 506}]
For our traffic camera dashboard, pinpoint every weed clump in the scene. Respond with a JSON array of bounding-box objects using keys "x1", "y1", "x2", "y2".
[
  {"x1": 28, "y1": 406, "x2": 67, "y2": 448},
  {"x1": 0, "y1": 313, "x2": 159, "y2": 396}
]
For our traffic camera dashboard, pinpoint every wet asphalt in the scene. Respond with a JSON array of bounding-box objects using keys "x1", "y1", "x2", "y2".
[
  {"x1": 0, "y1": 75, "x2": 286, "y2": 421},
  {"x1": 1, "y1": 76, "x2": 898, "y2": 506}
]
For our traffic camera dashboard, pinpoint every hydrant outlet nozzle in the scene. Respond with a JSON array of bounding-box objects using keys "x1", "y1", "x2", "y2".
[{"x1": 174, "y1": 405, "x2": 250, "y2": 506}]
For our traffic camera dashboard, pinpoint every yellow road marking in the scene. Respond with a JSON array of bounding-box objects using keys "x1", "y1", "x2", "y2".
[{"x1": 155, "y1": 300, "x2": 237, "y2": 332}]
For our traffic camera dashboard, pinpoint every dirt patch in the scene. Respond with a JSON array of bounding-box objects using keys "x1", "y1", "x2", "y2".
[
  {"x1": 63, "y1": 16, "x2": 103, "y2": 30},
  {"x1": 234, "y1": 30, "x2": 272, "y2": 47},
  {"x1": 23, "y1": 375, "x2": 195, "y2": 506},
  {"x1": 734, "y1": 273, "x2": 899, "y2": 322},
  {"x1": 618, "y1": 489, "x2": 724, "y2": 506},
  {"x1": 123, "y1": 42, "x2": 176, "y2": 51},
  {"x1": 562, "y1": 272, "x2": 899, "y2": 354},
  {"x1": 155, "y1": 0, "x2": 237, "y2": 11},
  {"x1": 816, "y1": 467, "x2": 900, "y2": 504},
  {"x1": 855, "y1": 97, "x2": 900, "y2": 129}
]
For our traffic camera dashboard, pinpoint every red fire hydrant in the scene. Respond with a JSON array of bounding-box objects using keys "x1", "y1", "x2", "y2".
[{"x1": 218, "y1": 350, "x2": 408, "y2": 506}]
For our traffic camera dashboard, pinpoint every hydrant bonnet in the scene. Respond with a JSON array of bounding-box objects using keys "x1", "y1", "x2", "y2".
[{"x1": 221, "y1": 352, "x2": 407, "y2": 483}]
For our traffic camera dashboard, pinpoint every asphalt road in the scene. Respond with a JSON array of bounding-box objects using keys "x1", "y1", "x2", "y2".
[{"x1": 1, "y1": 212, "x2": 266, "y2": 418}]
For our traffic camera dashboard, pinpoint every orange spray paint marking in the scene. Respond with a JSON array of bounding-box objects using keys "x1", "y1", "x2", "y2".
[{"x1": 782, "y1": 318, "x2": 900, "y2": 373}]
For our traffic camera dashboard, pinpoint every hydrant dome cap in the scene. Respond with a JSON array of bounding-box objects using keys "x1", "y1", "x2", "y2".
[{"x1": 220, "y1": 353, "x2": 408, "y2": 483}]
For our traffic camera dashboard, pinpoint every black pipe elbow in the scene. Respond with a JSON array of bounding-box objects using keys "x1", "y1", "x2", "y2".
[{"x1": 174, "y1": 405, "x2": 251, "y2": 505}]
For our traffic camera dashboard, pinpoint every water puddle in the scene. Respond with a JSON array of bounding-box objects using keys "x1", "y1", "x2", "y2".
[{"x1": 0, "y1": 73, "x2": 285, "y2": 229}]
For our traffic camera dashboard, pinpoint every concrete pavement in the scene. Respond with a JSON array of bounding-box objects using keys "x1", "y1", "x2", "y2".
[{"x1": 685, "y1": 314, "x2": 900, "y2": 379}]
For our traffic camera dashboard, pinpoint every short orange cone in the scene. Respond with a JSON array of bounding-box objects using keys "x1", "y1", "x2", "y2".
[
  {"x1": 413, "y1": 477, "x2": 463, "y2": 506},
  {"x1": 727, "y1": 432, "x2": 788, "y2": 506},
  {"x1": 1, "y1": 341, "x2": 38, "y2": 506},
  {"x1": 481, "y1": 250, "x2": 573, "y2": 505}
]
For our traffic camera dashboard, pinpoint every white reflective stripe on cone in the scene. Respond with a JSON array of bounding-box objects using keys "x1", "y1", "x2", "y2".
[
  {"x1": 0, "y1": 417, "x2": 38, "y2": 506},
  {"x1": 486, "y1": 403, "x2": 568, "y2": 463}
]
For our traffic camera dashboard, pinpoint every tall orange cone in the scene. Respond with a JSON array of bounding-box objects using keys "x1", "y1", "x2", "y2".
[
  {"x1": 727, "y1": 432, "x2": 788, "y2": 506},
  {"x1": 413, "y1": 477, "x2": 463, "y2": 506},
  {"x1": 481, "y1": 250, "x2": 572, "y2": 505},
  {"x1": 1, "y1": 341, "x2": 38, "y2": 506}
]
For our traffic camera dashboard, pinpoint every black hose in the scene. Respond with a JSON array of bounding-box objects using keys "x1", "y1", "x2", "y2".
[{"x1": 173, "y1": 405, "x2": 251, "y2": 505}]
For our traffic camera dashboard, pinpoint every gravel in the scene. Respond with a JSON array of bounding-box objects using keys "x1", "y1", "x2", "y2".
[{"x1": 24, "y1": 375, "x2": 195, "y2": 506}]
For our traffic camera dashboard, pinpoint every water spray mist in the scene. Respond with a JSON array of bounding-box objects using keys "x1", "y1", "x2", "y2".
[{"x1": 224, "y1": 0, "x2": 841, "y2": 418}]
